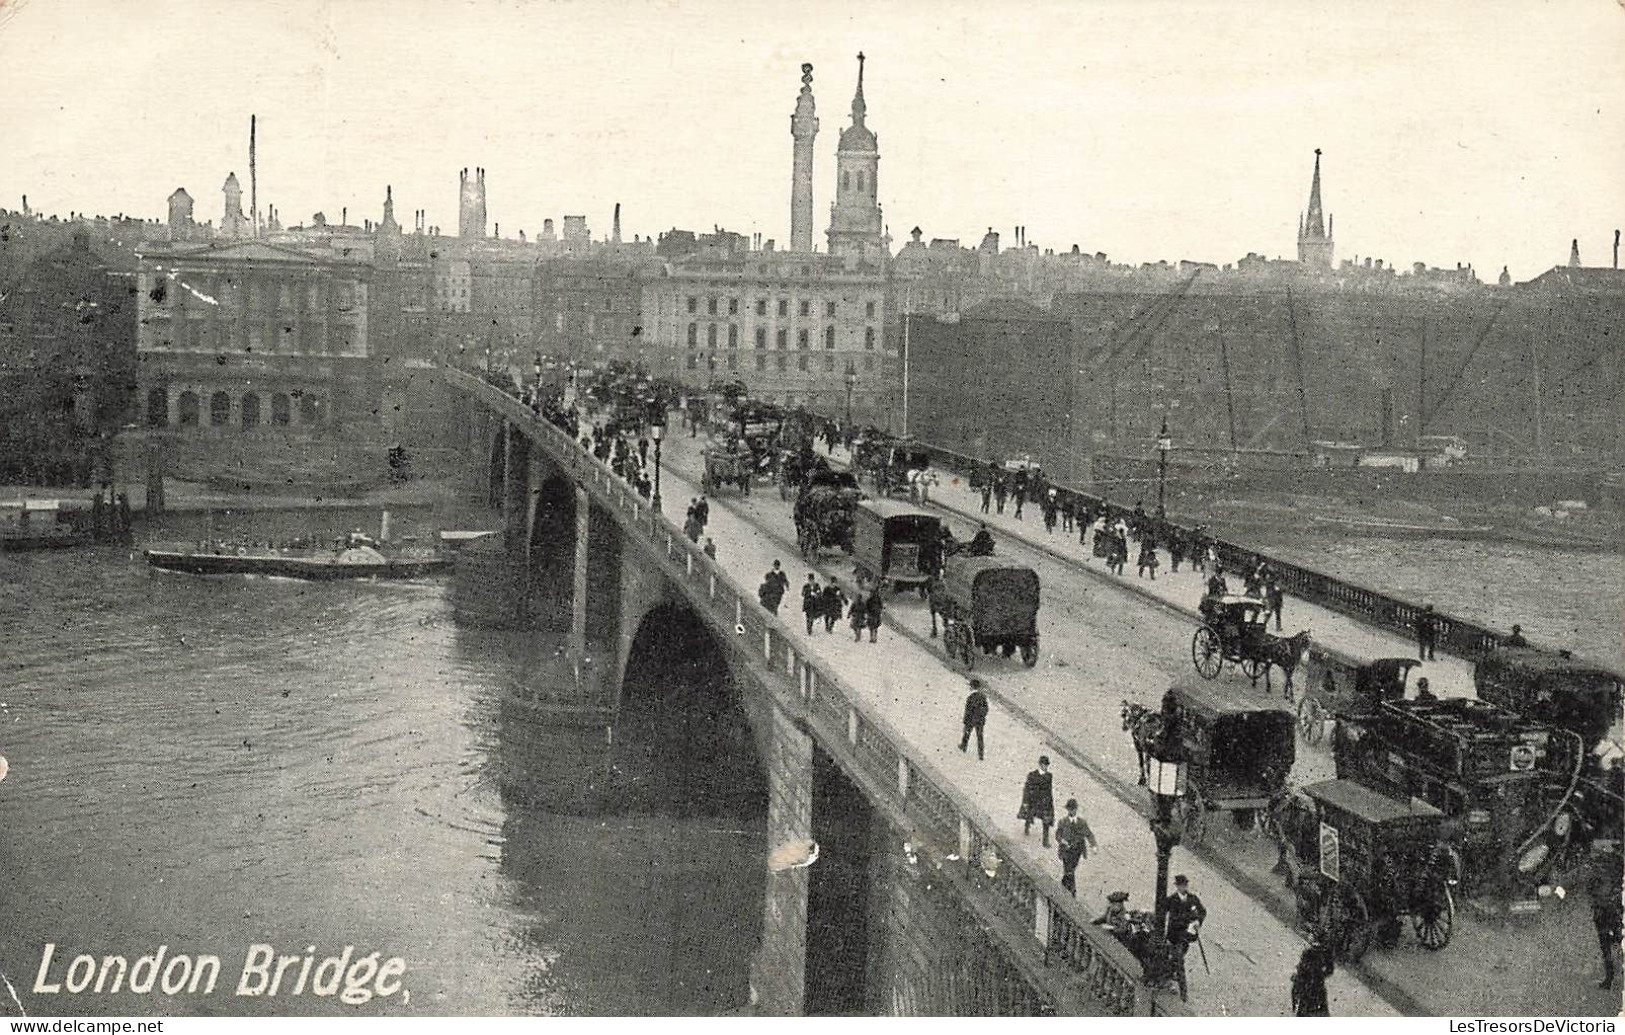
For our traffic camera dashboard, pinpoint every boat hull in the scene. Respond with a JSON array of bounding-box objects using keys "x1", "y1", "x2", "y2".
[{"x1": 145, "y1": 549, "x2": 451, "y2": 580}]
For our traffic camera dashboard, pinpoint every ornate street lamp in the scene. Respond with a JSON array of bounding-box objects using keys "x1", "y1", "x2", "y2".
[
  {"x1": 1147, "y1": 707, "x2": 1185, "y2": 939},
  {"x1": 1156, "y1": 417, "x2": 1173, "y2": 516},
  {"x1": 649, "y1": 404, "x2": 666, "y2": 512},
  {"x1": 844, "y1": 362, "x2": 858, "y2": 428}
]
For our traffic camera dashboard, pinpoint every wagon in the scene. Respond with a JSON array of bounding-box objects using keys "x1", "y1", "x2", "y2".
[
  {"x1": 1161, "y1": 681, "x2": 1295, "y2": 845},
  {"x1": 1193, "y1": 594, "x2": 1313, "y2": 697},
  {"x1": 700, "y1": 445, "x2": 755, "y2": 496},
  {"x1": 851, "y1": 500, "x2": 942, "y2": 596},
  {"x1": 927, "y1": 555, "x2": 1040, "y2": 670},
  {"x1": 794, "y1": 469, "x2": 863, "y2": 559},
  {"x1": 1273, "y1": 779, "x2": 1461, "y2": 962},
  {"x1": 1296, "y1": 657, "x2": 1421, "y2": 745}
]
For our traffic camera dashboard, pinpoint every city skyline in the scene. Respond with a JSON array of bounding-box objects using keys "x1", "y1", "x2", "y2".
[{"x1": 2, "y1": 0, "x2": 1622, "y2": 277}]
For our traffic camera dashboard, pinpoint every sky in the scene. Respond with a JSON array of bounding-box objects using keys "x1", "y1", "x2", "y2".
[{"x1": 1, "y1": 0, "x2": 1621, "y2": 279}]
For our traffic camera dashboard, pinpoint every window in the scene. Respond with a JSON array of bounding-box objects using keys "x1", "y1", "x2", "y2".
[
  {"x1": 776, "y1": 329, "x2": 787, "y2": 350},
  {"x1": 271, "y1": 393, "x2": 291, "y2": 426},
  {"x1": 778, "y1": 300, "x2": 788, "y2": 318},
  {"x1": 727, "y1": 324, "x2": 738, "y2": 349},
  {"x1": 755, "y1": 327, "x2": 766, "y2": 350},
  {"x1": 178, "y1": 391, "x2": 200, "y2": 426},
  {"x1": 687, "y1": 322, "x2": 698, "y2": 346},
  {"x1": 241, "y1": 393, "x2": 261, "y2": 429},
  {"x1": 865, "y1": 327, "x2": 875, "y2": 350},
  {"x1": 687, "y1": 296, "x2": 697, "y2": 314},
  {"x1": 687, "y1": 354, "x2": 698, "y2": 369},
  {"x1": 857, "y1": 171, "x2": 866, "y2": 192},
  {"x1": 707, "y1": 324, "x2": 718, "y2": 347},
  {"x1": 210, "y1": 391, "x2": 231, "y2": 426},
  {"x1": 824, "y1": 327, "x2": 836, "y2": 349},
  {"x1": 824, "y1": 354, "x2": 835, "y2": 372},
  {"x1": 776, "y1": 355, "x2": 787, "y2": 371},
  {"x1": 146, "y1": 387, "x2": 168, "y2": 428},
  {"x1": 797, "y1": 329, "x2": 809, "y2": 350},
  {"x1": 799, "y1": 300, "x2": 810, "y2": 318},
  {"x1": 842, "y1": 171, "x2": 850, "y2": 191},
  {"x1": 727, "y1": 353, "x2": 738, "y2": 371},
  {"x1": 864, "y1": 355, "x2": 875, "y2": 371},
  {"x1": 797, "y1": 355, "x2": 808, "y2": 372},
  {"x1": 866, "y1": 301, "x2": 876, "y2": 319},
  {"x1": 708, "y1": 297, "x2": 717, "y2": 315},
  {"x1": 825, "y1": 301, "x2": 836, "y2": 318},
  {"x1": 755, "y1": 354, "x2": 766, "y2": 371},
  {"x1": 756, "y1": 299, "x2": 767, "y2": 316},
  {"x1": 728, "y1": 298, "x2": 738, "y2": 315}
]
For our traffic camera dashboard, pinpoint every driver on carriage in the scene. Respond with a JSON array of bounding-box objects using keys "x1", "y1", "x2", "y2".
[{"x1": 967, "y1": 523, "x2": 995, "y2": 557}]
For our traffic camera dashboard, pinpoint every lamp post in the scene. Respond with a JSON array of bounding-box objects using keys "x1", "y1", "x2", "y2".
[
  {"x1": 844, "y1": 362, "x2": 857, "y2": 428},
  {"x1": 1147, "y1": 706, "x2": 1185, "y2": 939},
  {"x1": 1156, "y1": 418, "x2": 1173, "y2": 516},
  {"x1": 650, "y1": 406, "x2": 665, "y2": 512}
]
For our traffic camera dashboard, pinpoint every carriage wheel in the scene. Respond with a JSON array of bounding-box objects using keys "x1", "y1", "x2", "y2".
[
  {"x1": 1020, "y1": 641, "x2": 1039, "y2": 668},
  {"x1": 1412, "y1": 880, "x2": 1455, "y2": 951},
  {"x1": 1192, "y1": 627, "x2": 1223, "y2": 679},
  {"x1": 1320, "y1": 885, "x2": 1373, "y2": 963},
  {"x1": 1297, "y1": 696, "x2": 1326, "y2": 745}
]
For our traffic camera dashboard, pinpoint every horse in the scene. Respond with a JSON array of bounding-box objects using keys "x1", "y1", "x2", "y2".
[
  {"x1": 1121, "y1": 700, "x2": 1166, "y2": 786},
  {"x1": 1252, "y1": 630, "x2": 1313, "y2": 700}
]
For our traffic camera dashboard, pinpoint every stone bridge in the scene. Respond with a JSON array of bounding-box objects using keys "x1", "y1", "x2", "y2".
[{"x1": 439, "y1": 368, "x2": 1184, "y2": 1017}]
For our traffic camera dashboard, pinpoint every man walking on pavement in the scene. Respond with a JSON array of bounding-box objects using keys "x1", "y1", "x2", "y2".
[
  {"x1": 959, "y1": 678, "x2": 989, "y2": 759},
  {"x1": 1018, "y1": 755, "x2": 1056, "y2": 846},
  {"x1": 1291, "y1": 937, "x2": 1334, "y2": 1016},
  {"x1": 1163, "y1": 874, "x2": 1207, "y2": 1002},
  {"x1": 758, "y1": 570, "x2": 785, "y2": 615},
  {"x1": 801, "y1": 573, "x2": 822, "y2": 635},
  {"x1": 821, "y1": 581, "x2": 845, "y2": 633},
  {"x1": 994, "y1": 476, "x2": 1008, "y2": 516},
  {"x1": 1055, "y1": 797, "x2": 1098, "y2": 896},
  {"x1": 1266, "y1": 579, "x2": 1285, "y2": 631},
  {"x1": 1588, "y1": 839, "x2": 1622, "y2": 989},
  {"x1": 980, "y1": 480, "x2": 992, "y2": 514},
  {"x1": 863, "y1": 584, "x2": 884, "y2": 643},
  {"x1": 1416, "y1": 604, "x2": 1439, "y2": 660}
]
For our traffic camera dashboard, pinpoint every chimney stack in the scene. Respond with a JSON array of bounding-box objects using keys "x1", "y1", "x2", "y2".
[
  {"x1": 613, "y1": 202, "x2": 622, "y2": 243},
  {"x1": 1614, "y1": 229, "x2": 1620, "y2": 269},
  {"x1": 249, "y1": 114, "x2": 258, "y2": 238},
  {"x1": 1569, "y1": 238, "x2": 1582, "y2": 268}
]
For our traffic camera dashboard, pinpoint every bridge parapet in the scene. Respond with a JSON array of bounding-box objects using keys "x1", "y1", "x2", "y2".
[
  {"x1": 840, "y1": 425, "x2": 1618, "y2": 680},
  {"x1": 446, "y1": 369, "x2": 1183, "y2": 1017}
]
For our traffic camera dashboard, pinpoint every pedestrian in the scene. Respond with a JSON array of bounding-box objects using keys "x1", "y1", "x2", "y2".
[
  {"x1": 1162, "y1": 874, "x2": 1207, "y2": 1002},
  {"x1": 696, "y1": 494, "x2": 711, "y2": 530},
  {"x1": 769, "y1": 559, "x2": 790, "y2": 596},
  {"x1": 1013, "y1": 481, "x2": 1026, "y2": 520},
  {"x1": 703, "y1": 537, "x2": 717, "y2": 559},
  {"x1": 959, "y1": 678, "x2": 989, "y2": 760},
  {"x1": 801, "y1": 573, "x2": 822, "y2": 635},
  {"x1": 1261, "y1": 581, "x2": 1287, "y2": 630},
  {"x1": 864, "y1": 584, "x2": 884, "y2": 643},
  {"x1": 684, "y1": 512, "x2": 703, "y2": 542},
  {"x1": 849, "y1": 591, "x2": 867, "y2": 641},
  {"x1": 1291, "y1": 938, "x2": 1334, "y2": 1016},
  {"x1": 821, "y1": 582, "x2": 845, "y2": 633},
  {"x1": 1205, "y1": 566, "x2": 1228, "y2": 598},
  {"x1": 1588, "y1": 840, "x2": 1622, "y2": 989},
  {"x1": 1136, "y1": 539, "x2": 1160, "y2": 580},
  {"x1": 1061, "y1": 496, "x2": 1075, "y2": 534},
  {"x1": 1416, "y1": 604, "x2": 1438, "y2": 660},
  {"x1": 994, "y1": 477, "x2": 1008, "y2": 515},
  {"x1": 1055, "y1": 797, "x2": 1098, "y2": 897},
  {"x1": 980, "y1": 481, "x2": 993, "y2": 514},
  {"x1": 1169, "y1": 533, "x2": 1185, "y2": 573},
  {"x1": 758, "y1": 571, "x2": 785, "y2": 615},
  {"x1": 1018, "y1": 755, "x2": 1056, "y2": 847},
  {"x1": 1504, "y1": 624, "x2": 1529, "y2": 648},
  {"x1": 1110, "y1": 532, "x2": 1128, "y2": 576}
]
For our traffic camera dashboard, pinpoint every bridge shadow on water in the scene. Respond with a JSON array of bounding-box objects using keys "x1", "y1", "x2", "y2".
[{"x1": 483, "y1": 605, "x2": 767, "y2": 1015}]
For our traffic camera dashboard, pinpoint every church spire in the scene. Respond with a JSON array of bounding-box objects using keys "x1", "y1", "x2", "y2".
[
  {"x1": 851, "y1": 51, "x2": 867, "y2": 127},
  {"x1": 1305, "y1": 148, "x2": 1325, "y2": 238}
]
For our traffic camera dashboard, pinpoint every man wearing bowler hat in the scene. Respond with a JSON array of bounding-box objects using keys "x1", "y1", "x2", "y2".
[{"x1": 1163, "y1": 874, "x2": 1207, "y2": 1002}]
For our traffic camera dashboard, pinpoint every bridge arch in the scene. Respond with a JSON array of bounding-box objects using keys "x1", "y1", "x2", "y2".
[{"x1": 526, "y1": 472, "x2": 578, "y2": 627}]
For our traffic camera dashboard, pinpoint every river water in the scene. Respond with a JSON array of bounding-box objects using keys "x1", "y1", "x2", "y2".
[
  {"x1": 0, "y1": 506, "x2": 762, "y2": 1018},
  {"x1": 0, "y1": 505, "x2": 1618, "y2": 1017}
]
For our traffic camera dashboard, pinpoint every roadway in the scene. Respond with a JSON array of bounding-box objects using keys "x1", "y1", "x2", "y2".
[{"x1": 641, "y1": 425, "x2": 1616, "y2": 1017}]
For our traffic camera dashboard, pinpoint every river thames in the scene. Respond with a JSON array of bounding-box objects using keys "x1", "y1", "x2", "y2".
[
  {"x1": 0, "y1": 504, "x2": 1617, "y2": 1016},
  {"x1": 0, "y1": 506, "x2": 763, "y2": 1017}
]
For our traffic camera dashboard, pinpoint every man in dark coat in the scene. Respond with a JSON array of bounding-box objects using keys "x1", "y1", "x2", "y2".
[
  {"x1": 1055, "y1": 797, "x2": 1098, "y2": 896},
  {"x1": 801, "y1": 573, "x2": 822, "y2": 635},
  {"x1": 993, "y1": 476, "x2": 1008, "y2": 515},
  {"x1": 1416, "y1": 604, "x2": 1438, "y2": 660},
  {"x1": 758, "y1": 571, "x2": 785, "y2": 615},
  {"x1": 1291, "y1": 938, "x2": 1334, "y2": 1016},
  {"x1": 1504, "y1": 624, "x2": 1529, "y2": 648},
  {"x1": 1019, "y1": 755, "x2": 1056, "y2": 846},
  {"x1": 980, "y1": 481, "x2": 993, "y2": 515},
  {"x1": 820, "y1": 582, "x2": 845, "y2": 633},
  {"x1": 959, "y1": 678, "x2": 989, "y2": 759},
  {"x1": 863, "y1": 586, "x2": 884, "y2": 643},
  {"x1": 1589, "y1": 841, "x2": 1622, "y2": 990},
  {"x1": 968, "y1": 523, "x2": 995, "y2": 557},
  {"x1": 1163, "y1": 874, "x2": 1207, "y2": 1001}
]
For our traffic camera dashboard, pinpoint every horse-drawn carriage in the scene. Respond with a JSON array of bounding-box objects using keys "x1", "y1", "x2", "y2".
[
  {"x1": 1191, "y1": 594, "x2": 1311, "y2": 698},
  {"x1": 701, "y1": 444, "x2": 756, "y2": 496},
  {"x1": 1146, "y1": 682, "x2": 1296, "y2": 846},
  {"x1": 1295, "y1": 657, "x2": 1421, "y2": 745},
  {"x1": 1272, "y1": 779, "x2": 1461, "y2": 962},
  {"x1": 794, "y1": 468, "x2": 863, "y2": 558},
  {"x1": 851, "y1": 500, "x2": 942, "y2": 596},
  {"x1": 928, "y1": 554, "x2": 1040, "y2": 669}
]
